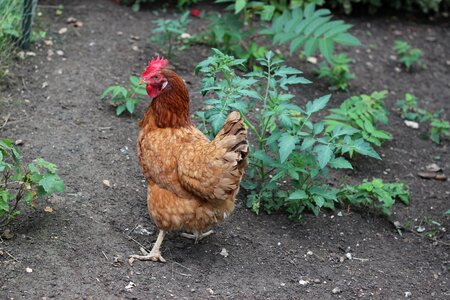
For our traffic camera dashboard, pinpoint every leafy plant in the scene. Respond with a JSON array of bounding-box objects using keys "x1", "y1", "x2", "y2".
[
  {"x1": 430, "y1": 119, "x2": 450, "y2": 144},
  {"x1": 338, "y1": 178, "x2": 409, "y2": 218},
  {"x1": 151, "y1": 11, "x2": 191, "y2": 59},
  {"x1": 325, "y1": 90, "x2": 391, "y2": 152},
  {"x1": 192, "y1": 12, "x2": 267, "y2": 68},
  {"x1": 217, "y1": 0, "x2": 325, "y2": 21},
  {"x1": 317, "y1": 53, "x2": 354, "y2": 90},
  {"x1": 100, "y1": 76, "x2": 148, "y2": 115},
  {"x1": 196, "y1": 49, "x2": 382, "y2": 219},
  {"x1": 261, "y1": 3, "x2": 360, "y2": 62},
  {"x1": 330, "y1": 0, "x2": 449, "y2": 14},
  {"x1": 0, "y1": 139, "x2": 65, "y2": 226},
  {"x1": 395, "y1": 93, "x2": 449, "y2": 144},
  {"x1": 394, "y1": 40, "x2": 423, "y2": 71}
]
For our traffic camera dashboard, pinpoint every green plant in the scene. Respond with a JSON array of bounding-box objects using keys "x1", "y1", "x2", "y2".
[
  {"x1": 317, "y1": 53, "x2": 354, "y2": 90},
  {"x1": 196, "y1": 49, "x2": 381, "y2": 219},
  {"x1": 394, "y1": 40, "x2": 423, "y2": 71},
  {"x1": 430, "y1": 119, "x2": 450, "y2": 144},
  {"x1": 261, "y1": 3, "x2": 360, "y2": 62},
  {"x1": 396, "y1": 93, "x2": 449, "y2": 144},
  {"x1": 0, "y1": 0, "x2": 22, "y2": 80},
  {"x1": 100, "y1": 76, "x2": 148, "y2": 115},
  {"x1": 338, "y1": 178, "x2": 409, "y2": 218},
  {"x1": 330, "y1": 0, "x2": 449, "y2": 14},
  {"x1": 192, "y1": 12, "x2": 267, "y2": 68},
  {"x1": 325, "y1": 90, "x2": 391, "y2": 152},
  {"x1": 0, "y1": 139, "x2": 65, "y2": 226},
  {"x1": 151, "y1": 11, "x2": 191, "y2": 59},
  {"x1": 217, "y1": 0, "x2": 325, "y2": 21}
]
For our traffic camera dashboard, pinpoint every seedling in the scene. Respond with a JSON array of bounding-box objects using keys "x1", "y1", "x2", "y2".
[{"x1": 394, "y1": 40, "x2": 423, "y2": 71}]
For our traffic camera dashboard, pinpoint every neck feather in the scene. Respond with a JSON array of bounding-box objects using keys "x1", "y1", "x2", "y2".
[{"x1": 146, "y1": 70, "x2": 191, "y2": 128}]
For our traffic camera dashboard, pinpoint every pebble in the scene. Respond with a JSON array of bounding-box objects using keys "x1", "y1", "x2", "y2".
[{"x1": 332, "y1": 287, "x2": 342, "y2": 294}]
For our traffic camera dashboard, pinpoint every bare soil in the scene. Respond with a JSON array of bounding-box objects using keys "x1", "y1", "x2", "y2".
[{"x1": 1, "y1": 1, "x2": 449, "y2": 299}]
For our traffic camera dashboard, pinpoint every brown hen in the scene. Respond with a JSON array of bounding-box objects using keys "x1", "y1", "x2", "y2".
[{"x1": 129, "y1": 57, "x2": 248, "y2": 263}]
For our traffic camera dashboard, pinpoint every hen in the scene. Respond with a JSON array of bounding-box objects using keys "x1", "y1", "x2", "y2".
[{"x1": 129, "y1": 57, "x2": 248, "y2": 263}]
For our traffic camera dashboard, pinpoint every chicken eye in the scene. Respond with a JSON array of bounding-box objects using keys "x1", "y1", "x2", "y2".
[{"x1": 153, "y1": 75, "x2": 160, "y2": 80}]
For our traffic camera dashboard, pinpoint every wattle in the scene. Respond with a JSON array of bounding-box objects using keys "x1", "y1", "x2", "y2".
[{"x1": 146, "y1": 85, "x2": 158, "y2": 98}]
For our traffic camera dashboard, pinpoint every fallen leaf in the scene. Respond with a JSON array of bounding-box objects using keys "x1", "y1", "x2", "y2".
[
  {"x1": 1, "y1": 229, "x2": 14, "y2": 240},
  {"x1": 25, "y1": 51, "x2": 36, "y2": 57},
  {"x1": 58, "y1": 27, "x2": 68, "y2": 34},
  {"x1": 44, "y1": 206, "x2": 53, "y2": 213}
]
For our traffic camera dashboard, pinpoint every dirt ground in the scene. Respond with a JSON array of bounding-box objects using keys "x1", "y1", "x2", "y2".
[{"x1": 1, "y1": 0, "x2": 449, "y2": 299}]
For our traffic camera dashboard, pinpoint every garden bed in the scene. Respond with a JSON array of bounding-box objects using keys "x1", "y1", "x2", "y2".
[{"x1": 0, "y1": 0, "x2": 449, "y2": 299}]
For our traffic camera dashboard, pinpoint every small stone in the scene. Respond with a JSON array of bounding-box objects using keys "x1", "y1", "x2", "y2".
[
  {"x1": 395, "y1": 67, "x2": 401, "y2": 73},
  {"x1": 44, "y1": 39, "x2": 53, "y2": 46},
  {"x1": 67, "y1": 17, "x2": 77, "y2": 23},
  {"x1": 207, "y1": 288, "x2": 214, "y2": 295},
  {"x1": 299, "y1": 279, "x2": 309, "y2": 286},
  {"x1": 393, "y1": 30, "x2": 402, "y2": 36},
  {"x1": 306, "y1": 250, "x2": 313, "y2": 256},
  {"x1": 131, "y1": 45, "x2": 139, "y2": 52},
  {"x1": 404, "y1": 120, "x2": 419, "y2": 129},
  {"x1": 345, "y1": 253, "x2": 352, "y2": 260},
  {"x1": 425, "y1": 163, "x2": 441, "y2": 172},
  {"x1": 307, "y1": 57, "x2": 317, "y2": 64},
  {"x1": 332, "y1": 287, "x2": 342, "y2": 294},
  {"x1": 25, "y1": 51, "x2": 36, "y2": 57},
  {"x1": 220, "y1": 248, "x2": 229, "y2": 258},
  {"x1": 405, "y1": 291, "x2": 412, "y2": 298},
  {"x1": 125, "y1": 281, "x2": 136, "y2": 291},
  {"x1": 130, "y1": 35, "x2": 141, "y2": 40},
  {"x1": 390, "y1": 55, "x2": 397, "y2": 61},
  {"x1": 56, "y1": 50, "x2": 64, "y2": 56},
  {"x1": 26, "y1": 267, "x2": 33, "y2": 273},
  {"x1": 58, "y1": 27, "x2": 68, "y2": 34},
  {"x1": 313, "y1": 279, "x2": 321, "y2": 284},
  {"x1": 14, "y1": 139, "x2": 24, "y2": 146},
  {"x1": 1, "y1": 229, "x2": 14, "y2": 240},
  {"x1": 42, "y1": 82, "x2": 48, "y2": 89},
  {"x1": 117, "y1": 31, "x2": 123, "y2": 36},
  {"x1": 181, "y1": 33, "x2": 191, "y2": 39},
  {"x1": 74, "y1": 21, "x2": 83, "y2": 28},
  {"x1": 44, "y1": 206, "x2": 53, "y2": 213},
  {"x1": 103, "y1": 180, "x2": 111, "y2": 188}
]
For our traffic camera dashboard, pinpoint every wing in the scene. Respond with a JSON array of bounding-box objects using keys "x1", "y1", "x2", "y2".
[{"x1": 177, "y1": 112, "x2": 248, "y2": 202}]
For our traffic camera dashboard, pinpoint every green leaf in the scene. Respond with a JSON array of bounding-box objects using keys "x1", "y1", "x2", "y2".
[
  {"x1": 235, "y1": 0, "x2": 247, "y2": 14},
  {"x1": 300, "y1": 137, "x2": 315, "y2": 150},
  {"x1": 289, "y1": 190, "x2": 308, "y2": 200},
  {"x1": 278, "y1": 133, "x2": 299, "y2": 163},
  {"x1": 306, "y1": 94, "x2": 331, "y2": 115},
  {"x1": 334, "y1": 33, "x2": 361, "y2": 46},
  {"x1": 353, "y1": 139, "x2": 381, "y2": 159},
  {"x1": 329, "y1": 157, "x2": 352, "y2": 169},
  {"x1": 319, "y1": 38, "x2": 334, "y2": 62},
  {"x1": 39, "y1": 174, "x2": 65, "y2": 194},
  {"x1": 34, "y1": 158, "x2": 57, "y2": 173},
  {"x1": 314, "y1": 144, "x2": 333, "y2": 169},
  {"x1": 116, "y1": 105, "x2": 127, "y2": 116},
  {"x1": 100, "y1": 86, "x2": 115, "y2": 99}
]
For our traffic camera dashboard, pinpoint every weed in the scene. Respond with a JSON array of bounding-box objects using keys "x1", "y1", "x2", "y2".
[
  {"x1": 196, "y1": 49, "x2": 382, "y2": 219},
  {"x1": 100, "y1": 76, "x2": 148, "y2": 115},
  {"x1": 0, "y1": 139, "x2": 65, "y2": 226},
  {"x1": 325, "y1": 90, "x2": 391, "y2": 153},
  {"x1": 317, "y1": 53, "x2": 354, "y2": 90},
  {"x1": 338, "y1": 178, "x2": 409, "y2": 218},
  {"x1": 151, "y1": 11, "x2": 191, "y2": 59},
  {"x1": 396, "y1": 93, "x2": 449, "y2": 144},
  {"x1": 394, "y1": 40, "x2": 423, "y2": 71}
]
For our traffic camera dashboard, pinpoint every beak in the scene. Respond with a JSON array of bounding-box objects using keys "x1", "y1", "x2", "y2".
[{"x1": 139, "y1": 79, "x2": 146, "y2": 84}]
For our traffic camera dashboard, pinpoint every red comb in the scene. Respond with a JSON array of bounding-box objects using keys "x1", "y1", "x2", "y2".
[{"x1": 142, "y1": 56, "x2": 169, "y2": 79}]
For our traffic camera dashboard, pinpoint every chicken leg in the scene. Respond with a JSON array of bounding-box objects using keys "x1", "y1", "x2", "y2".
[
  {"x1": 129, "y1": 230, "x2": 166, "y2": 264},
  {"x1": 181, "y1": 230, "x2": 214, "y2": 243}
]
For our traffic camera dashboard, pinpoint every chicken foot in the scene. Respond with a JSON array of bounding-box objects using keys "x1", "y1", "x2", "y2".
[
  {"x1": 180, "y1": 230, "x2": 214, "y2": 243},
  {"x1": 129, "y1": 230, "x2": 166, "y2": 264}
]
